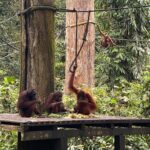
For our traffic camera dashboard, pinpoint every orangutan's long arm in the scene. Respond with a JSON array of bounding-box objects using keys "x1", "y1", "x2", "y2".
[{"x1": 68, "y1": 72, "x2": 79, "y2": 94}]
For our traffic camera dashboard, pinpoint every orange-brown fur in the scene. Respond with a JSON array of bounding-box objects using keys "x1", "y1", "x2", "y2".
[
  {"x1": 17, "y1": 89, "x2": 40, "y2": 117},
  {"x1": 45, "y1": 91, "x2": 66, "y2": 113},
  {"x1": 69, "y1": 68, "x2": 97, "y2": 115}
]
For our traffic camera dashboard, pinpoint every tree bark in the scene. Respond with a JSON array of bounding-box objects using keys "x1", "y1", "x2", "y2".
[
  {"x1": 20, "y1": 0, "x2": 55, "y2": 102},
  {"x1": 65, "y1": 0, "x2": 95, "y2": 94}
]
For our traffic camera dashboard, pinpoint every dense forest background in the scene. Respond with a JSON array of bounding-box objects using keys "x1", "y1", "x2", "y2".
[{"x1": 0, "y1": 0, "x2": 150, "y2": 149}]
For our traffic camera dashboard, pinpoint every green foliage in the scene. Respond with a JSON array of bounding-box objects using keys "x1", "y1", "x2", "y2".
[
  {"x1": 0, "y1": 130, "x2": 17, "y2": 150},
  {"x1": 68, "y1": 137, "x2": 114, "y2": 150},
  {"x1": 0, "y1": 0, "x2": 20, "y2": 78},
  {"x1": 95, "y1": 0, "x2": 150, "y2": 87},
  {"x1": 54, "y1": 0, "x2": 66, "y2": 90},
  {"x1": 126, "y1": 135, "x2": 150, "y2": 150},
  {"x1": 0, "y1": 76, "x2": 19, "y2": 113},
  {"x1": 0, "y1": 76, "x2": 18, "y2": 150},
  {"x1": 0, "y1": 0, "x2": 150, "y2": 149},
  {"x1": 141, "y1": 65, "x2": 150, "y2": 117},
  {"x1": 68, "y1": 135, "x2": 150, "y2": 150},
  {"x1": 94, "y1": 80, "x2": 148, "y2": 118}
]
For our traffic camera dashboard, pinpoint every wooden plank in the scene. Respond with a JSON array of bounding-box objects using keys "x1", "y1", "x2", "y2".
[
  {"x1": 21, "y1": 127, "x2": 150, "y2": 141},
  {"x1": 114, "y1": 135, "x2": 125, "y2": 150},
  {"x1": 55, "y1": 138, "x2": 67, "y2": 150},
  {"x1": 0, "y1": 114, "x2": 149, "y2": 124},
  {"x1": 0, "y1": 114, "x2": 150, "y2": 133}
]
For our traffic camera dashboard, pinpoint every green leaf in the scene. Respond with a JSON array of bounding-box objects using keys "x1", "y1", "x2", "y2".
[
  {"x1": 3, "y1": 76, "x2": 15, "y2": 84},
  {"x1": 110, "y1": 98, "x2": 117, "y2": 104}
]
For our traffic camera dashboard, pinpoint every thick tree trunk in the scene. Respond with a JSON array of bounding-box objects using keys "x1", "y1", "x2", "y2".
[
  {"x1": 20, "y1": 0, "x2": 55, "y2": 102},
  {"x1": 65, "y1": 0, "x2": 95, "y2": 94}
]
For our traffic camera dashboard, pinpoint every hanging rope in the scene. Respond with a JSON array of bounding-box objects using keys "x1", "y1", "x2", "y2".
[
  {"x1": 68, "y1": 9, "x2": 78, "y2": 73},
  {"x1": 75, "y1": 10, "x2": 78, "y2": 70},
  {"x1": 69, "y1": 11, "x2": 91, "y2": 73}
]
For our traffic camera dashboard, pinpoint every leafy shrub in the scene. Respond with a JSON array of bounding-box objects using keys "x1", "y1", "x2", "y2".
[
  {"x1": 0, "y1": 76, "x2": 18, "y2": 150},
  {"x1": 0, "y1": 130, "x2": 17, "y2": 150},
  {"x1": 0, "y1": 76, "x2": 19, "y2": 113}
]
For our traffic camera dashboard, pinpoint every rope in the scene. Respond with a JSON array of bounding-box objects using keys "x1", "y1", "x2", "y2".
[
  {"x1": 69, "y1": 10, "x2": 78, "y2": 73},
  {"x1": 69, "y1": 11, "x2": 91, "y2": 73},
  {"x1": 66, "y1": 21, "x2": 95, "y2": 28},
  {"x1": 112, "y1": 38, "x2": 150, "y2": 43},
  {"x1": 18, "y1": 5, "x2": 58, "y2": 16},
  {"x1": 96, "y1": 36, "x2": 150, "y2": 42},
  {"x1": 0, "y1": 4, "x2": 149, "y2": 24},
  {"x1": 75, "y1": 10, "x2": 78, "y2": 69},
  {"x1": 91, "y1": 5, "x2": 150, "y2": 12},
  {"x1": 18, "y1": 5, "x2": 150, "y2": 15}
]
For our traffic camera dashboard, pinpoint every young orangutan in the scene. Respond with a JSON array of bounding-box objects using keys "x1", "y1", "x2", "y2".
[
  {"x1": 68, "y1": 67, "x2": 97, "y2": 115},
  {"x1": 101, "y1": 32, "x2": 115, "y2": 48},
  {"x1": 101, "y1": 35, "x2": 114, "y2": 48},
  {"x1": 97, "y1": 25, "x2": 115, "y2": 48},
  {"x1": 45, "y1": 91, "x2": 67, "y2": 113},
  {"x1": 17, "y1": 89, "x2": 40, "y2": 117}
]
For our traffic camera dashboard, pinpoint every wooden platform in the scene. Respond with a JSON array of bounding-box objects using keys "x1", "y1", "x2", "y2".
[
  {"x1": 0, "y1": 113, "x2": 149, "y2": 127},
  {"x1": 0, "y1": 113, "x2": 150, "y2": 150}
]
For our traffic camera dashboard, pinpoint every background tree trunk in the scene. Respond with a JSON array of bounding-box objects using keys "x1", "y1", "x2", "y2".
[
  {"x1": 65, "y1": 0, "x2": 95, "y2": 94},
  {"x1": 20, "y1": 0, "x2": 55, "y2": 102}
]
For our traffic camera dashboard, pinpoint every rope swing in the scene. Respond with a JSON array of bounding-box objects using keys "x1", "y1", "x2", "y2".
[{"x1": 69, "y1": 11, "x2": 91, "y2": 73}]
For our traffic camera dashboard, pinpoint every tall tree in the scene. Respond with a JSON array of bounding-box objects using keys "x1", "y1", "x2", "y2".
[
  {"x1": 20, "y1": 0, "x2": 55, "y2": 102},
  {"x1": 65, "y1": 0, "x2": 95, "y2": 93}
]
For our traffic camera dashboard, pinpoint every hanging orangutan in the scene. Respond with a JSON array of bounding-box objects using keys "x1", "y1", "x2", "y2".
[
  {"x1": 101, "y1": 34, "x2": 115, "y2": 48},
  {"x1": 97, "y1": 25, "x2": 115, "y2": 48}
]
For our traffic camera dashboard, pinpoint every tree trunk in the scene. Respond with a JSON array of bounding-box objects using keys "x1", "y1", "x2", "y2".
[
  {"x1": 20, "y1": 0, "x2": 55, "y2": 102},
  {"x1": 65, "y1": 0, "x2": 95, "y2": 94}
]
